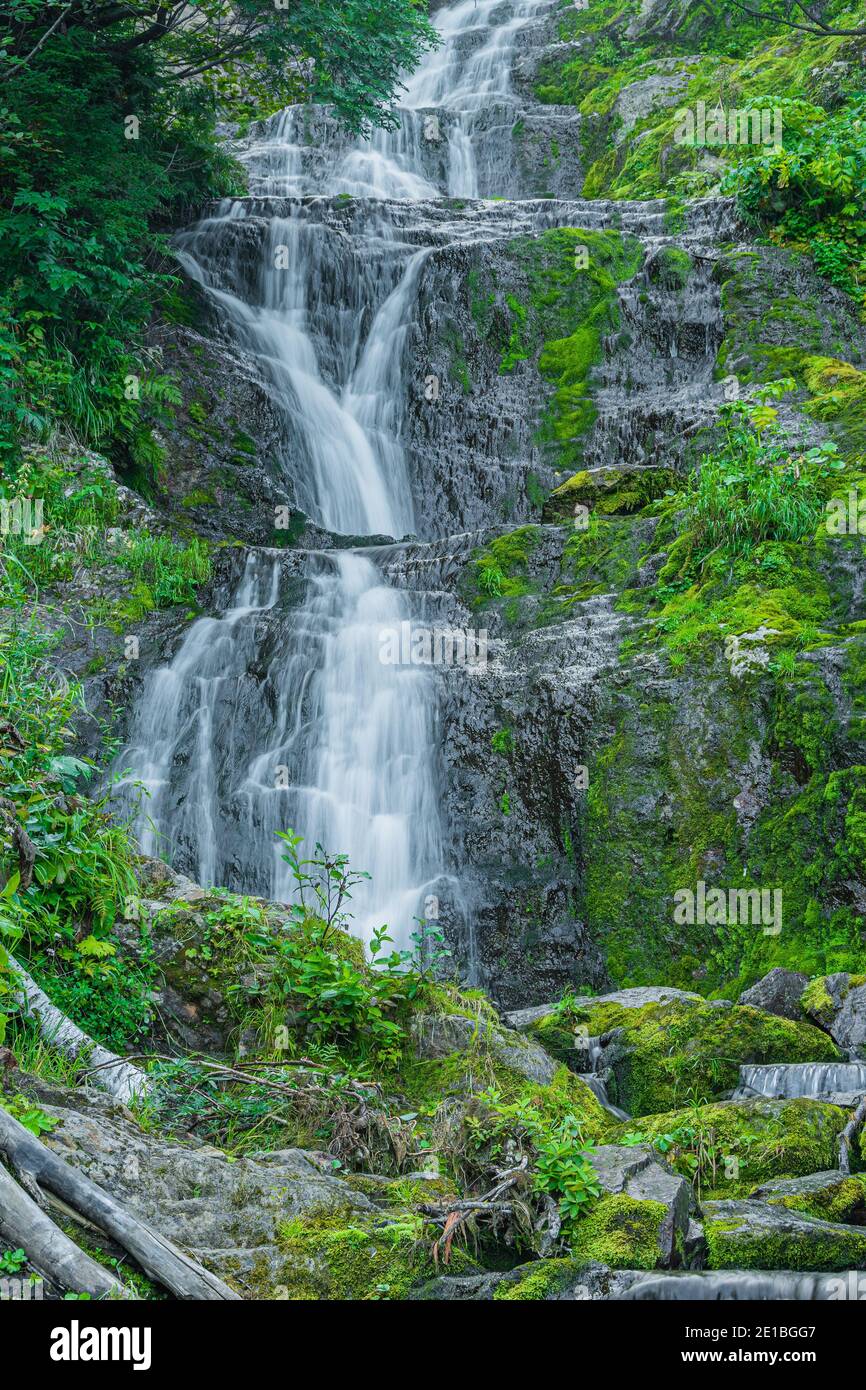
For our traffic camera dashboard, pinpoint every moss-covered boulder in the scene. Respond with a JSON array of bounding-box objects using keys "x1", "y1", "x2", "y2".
[
  {"x1": 568, "y1": 1193, "x2": 671, "y2": 1270},
  {"x1": 801, "y1": 973, "x2": 866, "y2": 1058},
  {"x1": 614, "y1": 1098, "x2": 850, "y2": 1194},
  {"x1": 575, "y1": 994, "x2": 841, "y2": 1116},
  {"x1": 703, "y1": 1198, "x2": 866, "y2": 1272},
  {"x1": 749, "y1": 1171, "x2": 866, "y2": 1224},
  {"x1": 269, "y1": 1204, "x2": 477, "y2": 1300},
  {"x1": 588, "y1": 1144, "x2": 692, "y2": 1265}
]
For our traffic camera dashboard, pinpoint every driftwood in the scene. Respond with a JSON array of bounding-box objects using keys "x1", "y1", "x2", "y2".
[
  {"x1": 9, "y1": 953, "x2": 153, "y2": 1105},
  {"x1": 0, "y1": 1161, "x2": 130, "y2": 1299},
  {"x1": 0, "y1": 1105, "x2": 240, "y2": 1300},
  {"x1": 839, "y1": 1095, "x2": 866, "y2": 1174}
]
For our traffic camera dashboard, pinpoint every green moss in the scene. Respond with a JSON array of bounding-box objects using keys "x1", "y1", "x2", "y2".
[
  {"x1": 704, "y1": 1201, "x2": 866, "y2": 1272},
  {"x1": 616, "y1": 1098, "x2": 849, "y2": 1192},
  {"x1": 648, "y1": 247, "x2": 693, "y2": 291},
  {"x1": 492, "y1": 1258, "x2": 584, "y2": 1300},
  {"x1": 400, "y1": 1046, "x2": 610, "y2": 1146},
  {"x1": 572, "y1": 998, "x2": 839, "y2": 1116},
  {"x1": 568, "y1": 1193, "x2": 668, "y2": 1270},
  {"x1": 469, "y1": 228, "x2": 642, "y2": 475},
  {"x1": 464, "y1": 525, "x2": 542, "y2": 609},
  {"x1": 800, "y1": 976, "x2": 836, "y2": 1028},
  {"x1": 544, "y1": 465, "x2": 677, "y2": 522},
  {"x1": 271, "y1": 1204, "x2": 473, "y2": 1300},
  {"x1": 763, "y1": 1174, "x2": 866, "y2": 1225}
]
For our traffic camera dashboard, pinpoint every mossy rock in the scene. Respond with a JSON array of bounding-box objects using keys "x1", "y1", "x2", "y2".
[
  {"x1": 614, "y1": 1098, "x2": 850, "y2": 1193},
  {"x1": 749, "y1": 1171, "x2": 866, "y2": 1224},
  {"x1": 575, "y1": 997, "x2": 840, "y2": 1116},
  {"x1": 568, "y1": 1193, "x2": 669, "y2": 1270},
  {"x1": 704, "y1": 1198, "x2": 866, "y2": 1272},
  {"x1": 491, "y1": 1258, "x2": 589, "y2": 1300},
  {"x1": 400, "y1": 1046, "x2": 611, "y2": 1144},
  {"x1": 542, "y1": 465, "x2": 676, "y2": 523},
  {"x1": 270, "y1": 1204, "x2": 476, "y2": 1300}
]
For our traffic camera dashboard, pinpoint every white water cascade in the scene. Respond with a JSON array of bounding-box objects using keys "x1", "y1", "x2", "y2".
[
  {"x1": 115, "y1": 0, "x2": 560, "y2": 950},
  {"x1": 242, "y1": 0, "x2": 555, "y2": 200}
]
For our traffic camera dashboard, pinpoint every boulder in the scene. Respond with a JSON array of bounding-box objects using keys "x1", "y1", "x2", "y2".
[
  {"x1": 410, "y1": 1012, "x2": 558, "y2": 1086},
  {"x1": 738, "y1": 968, "x2": 809, "y2": 1022},
  {"x1": 802, "y1": 973, "x2": 866, "y2": 1058},
  {"x1": 587, "y1": 1145, "x2": 692, "y2": 1267},
  {"x1": 703, "y1": 1198, "x2": 866, "y2": 1272},
  {"x1": 748, "y1": 1171, "x2": 866, "y2": 1224}
]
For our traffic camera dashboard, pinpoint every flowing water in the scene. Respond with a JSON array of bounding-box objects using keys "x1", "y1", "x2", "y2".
[
  {"x1": 735, "y1": 1062, "x2": 866, "y2": 1101},
  {"x1": 113, "y1": 0, "x2": 556, "y2": 950}
]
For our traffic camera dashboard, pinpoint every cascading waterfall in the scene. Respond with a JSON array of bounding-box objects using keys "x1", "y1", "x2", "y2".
[
  {"x1": 242, "y1": 0, "x2": 556, "y2": 200},
  {"x1": 115, "y1": 0, "x2": 555, "y2": 951},
  {"x1": 735, "y1": 1061, "x2": 866, "y2": 1101}
]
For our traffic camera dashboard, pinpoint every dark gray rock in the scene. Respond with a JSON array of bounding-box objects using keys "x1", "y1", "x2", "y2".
[{"x1": 738, "y1": 968, "x2": 810, "y2": 1022}]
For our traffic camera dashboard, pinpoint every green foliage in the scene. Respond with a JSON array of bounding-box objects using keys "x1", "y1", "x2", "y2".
[
  {"x1": 689, "y1": 394, "x2": 845, "y2": 557},
  {"x1": 0, "y1": 1248, "x2": 28, "y2": 1274},
  {"x1": 467, "y1": 1086, "x2": 602, "y2": 1232},
  {"x1": 722, "y1": 96, "x2": 866, "y2": 305},
  {"x1": 0, "y1": 1091, "x2": 60, "y2": 1137},
  {"x1": 259, "y1": 833, "x2": 444, "y2": 1065},
  {"x1": 0, "y1": 617, "x2": 158, "y2": 1050},
  {"x1": 0, "y1": 453, "x2": 211, "y2": 614}
]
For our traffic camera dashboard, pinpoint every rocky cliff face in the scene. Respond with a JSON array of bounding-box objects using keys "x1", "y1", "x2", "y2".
[{"x1": 74, "y1": 0, "x2": 865, "y2": 1017}]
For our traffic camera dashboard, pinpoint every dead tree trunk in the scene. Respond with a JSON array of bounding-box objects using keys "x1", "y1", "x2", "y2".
[
  {"x1": 0, "y1": 1161, "x2": 130, "y2": 1298},
  {"x1": 9, "y1": 953, "x2": 153, "y2": 1105}
]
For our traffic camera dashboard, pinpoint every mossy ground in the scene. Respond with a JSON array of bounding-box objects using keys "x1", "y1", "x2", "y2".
[{"x1": 268, "y1": 1204, "x2": 476, "y2": 1300}]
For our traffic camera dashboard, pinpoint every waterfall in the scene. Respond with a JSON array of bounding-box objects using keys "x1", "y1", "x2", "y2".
[
  {"x1": 241, "y1": 0, "x2": 556, "y2": 200},
  {"x1": 115, "y1": 0, "x2": 561, "y2": 953},
  {"x1": 735, "y1": 1062, "x2": 866, "y2": 1101}
]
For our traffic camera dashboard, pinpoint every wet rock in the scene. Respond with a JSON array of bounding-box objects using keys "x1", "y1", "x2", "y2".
[{"x1": 738, "y1": 968, "x2": 810, "y2": 1022}]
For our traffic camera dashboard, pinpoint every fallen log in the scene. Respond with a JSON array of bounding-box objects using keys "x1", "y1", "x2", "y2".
[
  {"x1": 0, "y1": 1161, "x2": 130, "y2": 1299},
  {"x1": 0, "y1": 1105, "x2": 240, "y2": 1300},
  {"x1": 9, "y1": 953, "x2": 153, "y2": 1105}
]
